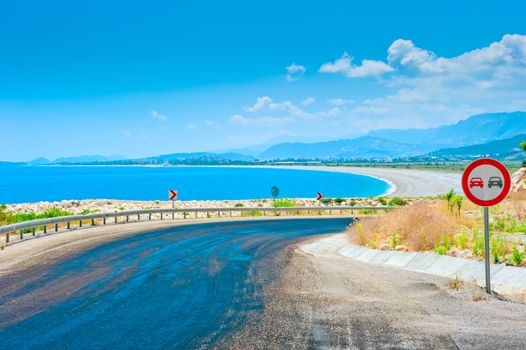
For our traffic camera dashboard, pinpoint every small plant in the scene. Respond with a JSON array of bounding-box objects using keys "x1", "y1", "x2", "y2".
[
  {"x1": 443, "y1": 189, "x2": 455, "y2": 213},
  {"x1": 510, "y1": 246, "x2": 525, "y2": 265},
  {"x1": 234, "y1": 203, "x2": 244, "y2": 208},
  {"x1": 356, "y1": 223, "x2": 365, "y2": 245},
  {"x1": 349, "y1": 199, "x2": 357, "y2": 206},
  {"x1": 453, "y1": 196, "x2": 463, "y2": 216},
  {"x1": 274, "y1": 198, "x2": 297, "y2": 208},
  {"x1": 388, "y1": 197, "x2": 407, "y2": 206},
  {"x1": 456, "y1": 231, "x2": 468, "y2": 250},
  {"x1": 334, "y1": 197, "x2": 345, "y2": 205},
  {"x1": 368, "y1": 238, "x2": 377, "y2": 249},
  {"x1": 434, "y1": 235, "x2": 451, "y2": 255},
  {"x1": 471, "y1": 229, "x2": 485, "y2": 257},
  {"x1": 448, "y1": 275, "x2": 462, "y2": 291},
  {"x1": 490, "y1": 235, "x2": 507, "y2": 263},
  {"x1": 391, "y1": 232, "x2": 398, "y2": 249},
  {"x1": 244, "y1": 210, "x2": 262, "y2": 217},
  {"x1": 377, "y1": 196, "x2": 388, "y2": 206},
  {"x1": 321, "y1": 197, "x2": 333, "y2": 206}
]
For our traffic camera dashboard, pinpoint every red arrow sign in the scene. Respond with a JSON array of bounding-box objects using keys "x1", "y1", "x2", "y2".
[
  {"x1": 316, "y1": 192, "x2": 323, "y2": 201},
  {"x1": 168, "y1": 190, "x2": 178, "y2": 201}
]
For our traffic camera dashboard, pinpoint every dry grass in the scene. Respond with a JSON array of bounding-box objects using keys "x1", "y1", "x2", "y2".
[
  {"x1": 508, "y1": 191, "x2": 526, "y2": 220},
  {"x1": 347, "y1": 199, "x2": 478, "y2": 251}
]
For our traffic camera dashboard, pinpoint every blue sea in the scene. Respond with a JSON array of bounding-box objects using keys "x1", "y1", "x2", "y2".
[{"x1": 0, "y1": 166, "x2": 389, "y2": 204}]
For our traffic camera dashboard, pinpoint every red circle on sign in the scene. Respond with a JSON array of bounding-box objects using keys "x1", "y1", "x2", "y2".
[{"x1": 461, "y1": 158, "x2": 511, "y2": 207}]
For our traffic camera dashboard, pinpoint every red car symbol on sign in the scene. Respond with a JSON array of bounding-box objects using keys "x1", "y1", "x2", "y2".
[{"x1": 469, "y1": 177, "x2": 484, "y2": 189}]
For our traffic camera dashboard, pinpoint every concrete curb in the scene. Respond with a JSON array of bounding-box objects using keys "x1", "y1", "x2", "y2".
[{"x1": 301, "y1": 234, "x2": 526, "y2": 296}]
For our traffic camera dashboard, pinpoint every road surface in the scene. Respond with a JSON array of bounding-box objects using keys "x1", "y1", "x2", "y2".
[{"x1": 1, "y1": 218, "x2": 525, "y2": 349}]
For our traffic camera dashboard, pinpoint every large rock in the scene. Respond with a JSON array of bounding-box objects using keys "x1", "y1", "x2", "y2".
[{"x1": 512, "y1": 167, "x2": 526, "y2": 192}]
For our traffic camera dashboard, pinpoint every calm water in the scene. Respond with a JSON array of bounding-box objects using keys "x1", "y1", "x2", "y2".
[{"x1": 0, "y1": 166, "x2": 389, "y2": 203}]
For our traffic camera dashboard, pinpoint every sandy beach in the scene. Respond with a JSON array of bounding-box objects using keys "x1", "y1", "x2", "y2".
[{"x1": 272, "y1": 165, "x2": 462, "y2": 197}]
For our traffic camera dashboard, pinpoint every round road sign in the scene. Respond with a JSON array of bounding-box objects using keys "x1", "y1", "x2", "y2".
[{"x1": 461, "y1": 158, "x2": 511, "y2": 207}]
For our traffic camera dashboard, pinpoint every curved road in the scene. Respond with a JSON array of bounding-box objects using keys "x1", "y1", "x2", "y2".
[{"x1": 0, "y1": 218, "x2": 352, "y2": 349}]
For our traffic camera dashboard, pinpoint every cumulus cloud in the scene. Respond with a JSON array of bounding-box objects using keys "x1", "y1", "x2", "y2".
[
  {"x1": 301, "y1": 97, "x2": 316, "y2": 106},
  {"x1": 319, "y1": 52, "x2": 393, "y2": 78},
  {"x1": 150, "y1": 110, "x2": 168, "y2": 121},
  {"x1": 230, "y1": 114, "x2": 295, "y2": 127},
  {"x1": 243, "y1": 96, "x2": 307, "y2": 117},
  {"x1": 327, "y1": 98, "x2": 354, "y2": 106},
  {"x1": 286, "y1": 63, "x2": 306, "y2": 81}
]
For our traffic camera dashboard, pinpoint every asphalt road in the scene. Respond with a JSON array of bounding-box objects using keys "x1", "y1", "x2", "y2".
[{"x1": 0, "y1": 218, "x2": 352, "y2": 349}]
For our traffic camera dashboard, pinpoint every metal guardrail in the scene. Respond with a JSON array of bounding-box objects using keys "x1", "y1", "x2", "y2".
[{"x1": 0, "y1": 206, "x2": 395, "y2": 244}]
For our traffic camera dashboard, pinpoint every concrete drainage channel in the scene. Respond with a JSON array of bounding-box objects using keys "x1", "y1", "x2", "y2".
[{"x1": 301, "y1": 234, "x2": 526, "y2": 297}]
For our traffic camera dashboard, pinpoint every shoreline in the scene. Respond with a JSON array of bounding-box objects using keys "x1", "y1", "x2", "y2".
[{"x1": 1, "y1": 166, "x2": 460, "y2": 207}]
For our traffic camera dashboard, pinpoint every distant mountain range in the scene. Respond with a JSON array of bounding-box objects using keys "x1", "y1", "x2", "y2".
[
  {"x1": 27, "y1": 155, "x2": 127, "y2": 165},
  {"x1": 426, "y1": 134, "x2": 526, "y2": 160},
  {"x1": 14, "y1": 111, "x2": 526, "y2": 165},
  {"x1": 261, "y1": 112, "x2": 526, "y2": 160},
  {"x1": 258, "y1": 136, "x2": 435, "y2": 160}
]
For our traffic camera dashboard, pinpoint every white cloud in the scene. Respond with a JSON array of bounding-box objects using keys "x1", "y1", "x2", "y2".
[
  {"x1": 243, "y1": 96, "x2": 307, "y2": 117},
  {"x1": 301, "y1": 97, "x2": 316, "y2": 106},
  {"x1": 319, "y1": 52, "x2": 393, "y2": 78},
  {"x1": 327, "y1": 98, "x2": 354, "y2": 106},
  {"x1": 187, "y1": 123, "x2": 197, "y2": 129},
  {"x1": 150, "y1": 110, "x2": 168, "y2": 121},
  {"x1": 286, "y1": 63, "x2": 306, "y2": 81},
  {"x1": 230, "y1": 114, "x2": 295, "y2": 127}
]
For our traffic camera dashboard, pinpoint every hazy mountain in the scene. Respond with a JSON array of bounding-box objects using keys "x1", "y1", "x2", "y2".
[
  {"x1": 0, "y1": 161, "x2": 22, "y2": 167},
  {"x1": 151, "y1": 152, "x2": 256, "y2": 162},
  {"x1": 367, "y1": 112, "x2": 526, "y2": 147},
  {"x1": 258, "y1": 136, "x2": 431, "y2": 160},
  {"x1": 27, "y1": 155, "x2": 126, "y2": 165},
  {"x1": 53, "y1": 155, "x2": 127, "y2": 164},
  {"x1": 428, "y1": 134, "x2": 526, "y2": 160},
  {"x1": 27, "y1": 157, "x2": 52, "y2": 165}
]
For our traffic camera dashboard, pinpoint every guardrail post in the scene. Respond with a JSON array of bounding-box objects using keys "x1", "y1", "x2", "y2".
[
  {"x1": 32, "y1": 227, "x2": 36, "y2": 236},
  {"x1": 229, "y1": 210, "x2": 232, "y2": 217},
  {"x1": 103, "y1": 217, "x2": 106, "y2": 225},
  {"x1": 115, "y1": 216, "x2": 118, "y2": 224},
  {"x1": 44, "y1": 225, "x2": 47, "y2": 233},
  {"x1": 91, "y1": 219, "x2": 95, "y2": 226},
  {"x1": 183, "y1": 212, "x2": 187, "y2": 219},
  {"x1": 55, "y1": 223, "x2": 58, "y2": 232},
  {"x1": 67, "y1": 222, "x2": 71, "y2": 230},
  {"x1": 79, "y1": 220, "x2": 82, "y2": 228},
  {"x1": 195, "y1": 212, "x2": 198, "y2": 218},
  {"x1": 6, "y1": 232, "x2": 9, "y2": 244},
  {"x1": 20, "y1": 229, "x2": 23, "y2": 240},
  {"x1": 149, "y1": 213, "x2": 152, "y2": 221},
  {"x1": 138, "y1": 214, "x2": 141, "y2": 222},
  {"x1": 126, "y1": 216, "x2": 129, "y2": 223},
  {"x1": 161, "y1": 213, "x2": 163, "y2": 220},
  {"x1": 172, "y1": 212, "x2": 174, "y2": 220},
  {"x1": 218, "y1": 211, "x2": 220, "y2": 217}
]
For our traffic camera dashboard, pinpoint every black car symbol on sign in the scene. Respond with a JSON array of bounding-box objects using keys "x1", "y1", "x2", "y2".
[{"x1": 488, "y1": 176, "x2": 503, "y2": 188}]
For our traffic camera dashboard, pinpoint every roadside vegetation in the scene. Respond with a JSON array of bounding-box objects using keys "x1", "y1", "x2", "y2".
[
  {"x1": 0, "y1": 204, "x2": 73, "y2": 226},
  {"x1": 347, "y1": 191, "x2": 526, "y2": 266}
]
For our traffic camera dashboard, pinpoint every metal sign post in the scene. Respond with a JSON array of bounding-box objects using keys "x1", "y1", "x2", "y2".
[
  {"x1": 271, "y1": 186, "x2": 279, "y2": 208},
  {"x1": 483, "y1": 207, "x2": 491, "y2": 293},
  {"x1": 461, "y1": 158, "x2": 511, "y2": 294}
]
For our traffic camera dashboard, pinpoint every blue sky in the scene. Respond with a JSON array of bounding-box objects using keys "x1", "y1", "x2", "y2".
[{"x1": 1, "y1": 0, "x2": 526, "y2": 161}]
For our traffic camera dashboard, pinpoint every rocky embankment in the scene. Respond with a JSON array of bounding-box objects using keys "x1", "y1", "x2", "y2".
[
  {"x1": 512, "y1": 167, "x2": 526, "y2": 192},
  {"x1": 4, "y1": 198, "x2": 387, "y2": 215}
]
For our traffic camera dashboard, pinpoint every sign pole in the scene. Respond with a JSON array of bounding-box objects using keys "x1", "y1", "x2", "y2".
[{"x1": 484, "y1": 207, "x2": 491, "y2": 294}]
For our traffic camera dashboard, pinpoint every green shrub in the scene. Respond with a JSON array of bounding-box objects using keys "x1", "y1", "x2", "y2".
[
  {"x1": 471, "y1": 229, "x2": 485, "y2": 257},
  {"x1": 356, "y1": 223, "x2": 365, "y2": 245},
  {"x1": 490, "y1": 235, "x2": 507, "y2": 263},
  {"x1": 456, "y1": 231, "x2": 468, "y2": 250},
  {"x1": 244, "y1": 210, "x2": 263, "y2": 217},
  {"x1": 234, "y1": 203, "x2": 244, "y2": 207},
  {"x1": 391, "y1": 232, "x2": 398, "y2": 249},
  {"x1": 334, "y1": 197, "x2": 345, "y2": 205},
  {"x1": 510, "y1": 246, "x2": 525, "y2": 265},
  {"x1": 321, "y1": 197, "x2": 333, "y2": 206},
  {"x1": 7, "y1": 207, "x2": 73, "y2": 224},
  {"x1": 388, "y1": 197, "x2": 407, "y2": 206},
  {"x1": 434, "y1": 243, "x2": 448, "y2": 255},
  {"x1": 377, "y1": 196, "x2": 389, "y2": 205},
  {"x1": 435, "y1": 234, "x2": 451, "y2": 255},
  {"x1": 274, "y1": 198, "x2": 297, "y2": 208}
]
